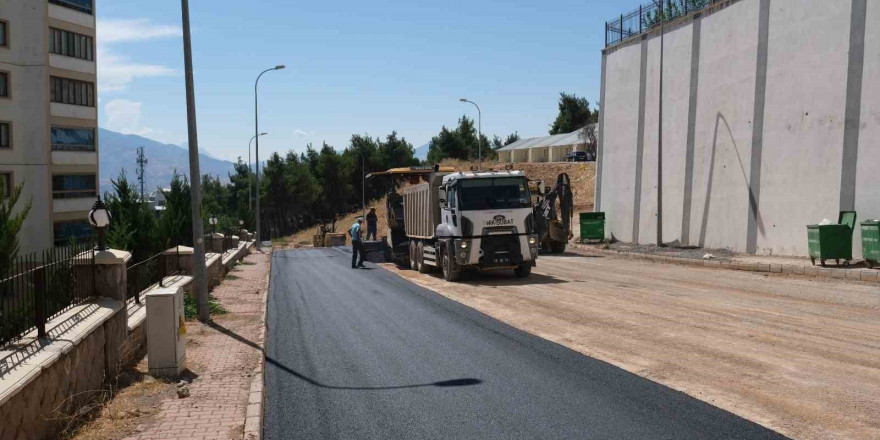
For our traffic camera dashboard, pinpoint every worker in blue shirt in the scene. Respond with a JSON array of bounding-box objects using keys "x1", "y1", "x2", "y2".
[{"x1": 349, "y1": 218, "x2": 366, "y2": 268}]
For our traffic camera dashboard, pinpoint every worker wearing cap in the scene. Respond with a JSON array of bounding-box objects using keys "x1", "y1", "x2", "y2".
[{"x1": 349, "y1": 217, "x2": 366, "y2": 268}]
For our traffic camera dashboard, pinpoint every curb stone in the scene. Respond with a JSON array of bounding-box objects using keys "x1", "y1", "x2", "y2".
[
  {"x1": 568, "y1": 243, "x2": 880, "y2": 284},
  {"x1": 243, "y1": 249, "x2": 270, "y2": 440}
]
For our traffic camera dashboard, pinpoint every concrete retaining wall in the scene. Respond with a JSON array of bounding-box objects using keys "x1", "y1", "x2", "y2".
[{"x1": 597, "y1": 0, "x2": 880, "y2": 257}]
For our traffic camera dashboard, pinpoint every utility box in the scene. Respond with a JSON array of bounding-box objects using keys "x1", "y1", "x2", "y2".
[{"x1": 146, "y1": 286, "x2": 186, "y2": 378}]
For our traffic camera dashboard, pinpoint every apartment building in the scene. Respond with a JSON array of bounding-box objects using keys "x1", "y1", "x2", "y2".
[{"x1": 0, "y1": 0, "x2": 98, "y2": 253}]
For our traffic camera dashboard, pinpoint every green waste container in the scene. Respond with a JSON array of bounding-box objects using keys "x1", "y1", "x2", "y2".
[
  {"x1": 861, "y1": 220, "x2": 880, "y2": 268},
  {"x1": 807, "y1": 211, "x2": 856, "y2": 267},
  {"x1": 580, "y1": 212, "x2": 605, "y2": 243}
]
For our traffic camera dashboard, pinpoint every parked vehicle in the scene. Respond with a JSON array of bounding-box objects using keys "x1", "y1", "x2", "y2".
[
  {"x1": 565, "y1": 151, "x2": 589, "y2": 162},
  {"x1": 369, "y1": 166, "x2": 538, "y2": 281}
]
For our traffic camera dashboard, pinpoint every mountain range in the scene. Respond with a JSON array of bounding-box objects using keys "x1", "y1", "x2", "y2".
[{"x1": 99, "y1": 128, "x2": 236, "y2": 195}]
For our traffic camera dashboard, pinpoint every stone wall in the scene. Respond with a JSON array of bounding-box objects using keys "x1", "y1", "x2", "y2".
[{"x1": 0, "y1": 323, "x2": 108, "y2": 440}]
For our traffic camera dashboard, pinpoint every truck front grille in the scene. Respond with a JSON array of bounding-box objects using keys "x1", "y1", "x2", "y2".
[{"x1": 479, "y1": 234, "x2": 522, "y2": 267}]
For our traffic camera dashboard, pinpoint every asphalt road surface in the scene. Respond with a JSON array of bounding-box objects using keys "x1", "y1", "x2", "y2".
[{"x1": 264, "y1": 247, "x2": 788, "y2": 440}]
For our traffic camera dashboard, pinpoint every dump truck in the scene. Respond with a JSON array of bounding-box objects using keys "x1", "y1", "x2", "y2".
[{"x1": 369, "y1": 166, "x2": 538, "y2": 281}]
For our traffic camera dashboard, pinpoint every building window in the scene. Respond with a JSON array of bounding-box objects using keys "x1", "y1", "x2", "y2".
[
  {"x1": 0, "y1": 72, "x2": 8, "y2": 97},
  {"x1": 54, "y1": 220, "x2": 92, "y2": 245},
  {"x1": 0, "y1": 123, "x2": 9, "y2": 149},
  {"x1": 51, "y1": 127, "x2": 94, "y2": 152},
  {"x1": 0, "y1": 173, "x2": 10, "y2": 197},
  {"x1": 50, "y1": 76, "x2": 94, "y2": 107},
  {"x1": 48, "y1": 0, "x2": 93, "y2": 15},
  {"x1": 49, "y1": 28, "x2": 94, "y2": 61},
  {"x1": 0, "y1": 21, "x2": 8, "y2": 47},
  {"x1": 52, "y1": 174, "x2": 96, "y2": 199}
]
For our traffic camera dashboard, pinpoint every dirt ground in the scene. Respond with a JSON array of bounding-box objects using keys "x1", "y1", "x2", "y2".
[{"x1": 384, "y1": 253, "x2": 880, "y2": 440}]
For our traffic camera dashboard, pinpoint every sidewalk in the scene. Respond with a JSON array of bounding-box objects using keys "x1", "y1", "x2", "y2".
[
  {"x1": 570, "y1": 242, "x2": 880, "y2": 283},
  {"x1": 125, "y1": 251, "x2": 269, "y2": 440},
  {"x1": 67, "y1": 251, "x2": 270, "y2": 440}
]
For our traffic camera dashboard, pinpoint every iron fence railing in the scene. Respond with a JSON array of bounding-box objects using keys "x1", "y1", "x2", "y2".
[
  {"x1": 126, "y1": 247, "x2": 182, "y2": 305},
  {"x1": 0, "y1": 239, "x2": 95, "y2": 346},
  {"x1": 605, "y1": 0, "x2": 722, "y2": 47}
]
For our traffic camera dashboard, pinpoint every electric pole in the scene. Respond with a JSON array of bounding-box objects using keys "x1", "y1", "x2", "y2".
[{"x1": 180, "y1": 0, "x2": 210, "y2": 322}]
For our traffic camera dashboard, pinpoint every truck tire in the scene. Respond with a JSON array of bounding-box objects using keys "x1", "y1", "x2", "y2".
[
  {"x1": 441, "y1": 246, "x2": 462, "y2": 282},
  {"x1": 409, "y1": 240, "x2": 419, "y2": 271},
  {"x1": 550, "y1": 241, "x2": 567, "y2": 254},
  {"x1": 514, "y1": 262, "x2": 532, "y2": 278},
  {"x1": 417, "y1": 241, "x2": 432, "y2": 274}
]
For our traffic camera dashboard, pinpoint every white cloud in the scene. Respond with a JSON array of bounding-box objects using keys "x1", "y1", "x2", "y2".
[
  {"x1": 292, "y1": 129, "x2": 311, "y2": 138},
  {"x1": 96, "y1": 19, "x2": 180, "y2": 92},
  {"x1": 104, "y1": 99, "x2": 154, "y2": 136},
  {"x1": 97, "y1": 19, "x2": 181, "y2": 44}
]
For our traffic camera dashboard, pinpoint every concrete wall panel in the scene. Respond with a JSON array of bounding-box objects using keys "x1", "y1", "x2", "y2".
[
  {"x1": 854, "y1": 1, "x2": 880, "y2": 256},
  {"x1": 638, "y1": 22, "x2": 693, "y2": 245},
  {"x1": 756, "y1": 0, "x2": 851, "y2": 256},
  {"x1": 687, "y1": 0, "x2": 760, "y2": 252},
  {"x1": 600, "y1": 41, "x2": 643, "y2": 242}
]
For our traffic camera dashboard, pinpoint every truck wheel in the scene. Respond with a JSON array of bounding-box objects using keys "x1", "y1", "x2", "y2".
[
  {"x1": 409, "y1": 241, "x2": 419, "y2": 271},
  {"x1": 441, "y1": 248, "x2": 461, "y2": 281},
  {"x1": 550, "y1": 241, "x2": 566, "y2": 254},
  {"x1": 514, "y1": 263, "x2": 532, "y2": 278},
  {"x1": 418, "y1": 242, "x2": 431, "y2": 274}
]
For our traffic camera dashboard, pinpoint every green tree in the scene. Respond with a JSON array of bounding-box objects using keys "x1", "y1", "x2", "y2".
[
  {"x1": 549, "y1": 92, "x2": 599, "y2": 135},
  {"x1": 104, "y1": 171, "x2": 157, "y2": 260},
  {"x1": 492, "y1": 132, "x2": 521, "y2": 150},
  {"x1": 157, "y1": 172, "x2": 193, "y2": 247},
  {"x1": 427, "y1": 116, "x2": 491, "y2": 163},
  {"x1": 0, "y1": 179, "x2": 31, "y2": 274}
]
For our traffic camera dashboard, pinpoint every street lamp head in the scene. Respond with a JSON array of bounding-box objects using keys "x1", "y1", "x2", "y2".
[
  {"x1": 459, "y1": 98, "x2": 467, "y2": 102},
  {"x1": 260, "y1": 132, "x2": 268, "y2": 136},
  {"x1": 88, "y1": 198, "x2": 111, "y2": 228},
  {"x1": 209, "y1": 217, "x2": 218, "y2": 225},
  {"x1": 275, "y1": 65, "x2": 286, "y2": 70}
]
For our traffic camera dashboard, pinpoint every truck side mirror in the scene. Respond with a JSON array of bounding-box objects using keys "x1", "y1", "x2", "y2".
[
  {"x1": 438, "y1": 187, "x2": 447, "y2": 205},
  {"x1": 538, "y1": 181, "x2": 546, "y2": 195}
]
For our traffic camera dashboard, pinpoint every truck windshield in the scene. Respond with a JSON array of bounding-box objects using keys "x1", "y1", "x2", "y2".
[{"x1": 458, "y1": 177, "x2": 531, "y2": 211}]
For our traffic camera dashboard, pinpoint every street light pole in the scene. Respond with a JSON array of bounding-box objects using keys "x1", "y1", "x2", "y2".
[
  {"x1": 248, "y1": 132, "x2": 267, "y2": 212},
  {"x1": 254, "y1": 65, "x2": 285, "y2": 251},
  {"x1": 180, "y1": 0, "x2": 209, "y2": 321},
  {"x1": 459, "y1": 98, "x2": 482, "y2": 170}
]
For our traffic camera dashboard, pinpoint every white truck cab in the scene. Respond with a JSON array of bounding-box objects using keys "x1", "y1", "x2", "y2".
[{"x1": 435, "y1": 171, "x2": 538, "y2": 279}]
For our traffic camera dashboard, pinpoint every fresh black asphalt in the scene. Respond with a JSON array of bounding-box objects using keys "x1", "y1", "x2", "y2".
[{"x1": 264, "y1": 247, "x2": 789, "y2": 440}]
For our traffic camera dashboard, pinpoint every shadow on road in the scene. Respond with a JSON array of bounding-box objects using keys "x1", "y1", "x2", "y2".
[{"x1": 207, "y1": 321, "x2": 482, "y2": 391}]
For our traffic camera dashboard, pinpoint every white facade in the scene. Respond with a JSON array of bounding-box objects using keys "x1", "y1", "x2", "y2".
[
  {"x1": 596, "y1": 0, "x2": 880, "y2": 258},
  {"x1": 0, "y1": 0, "x2": 99, "y2": 253}
]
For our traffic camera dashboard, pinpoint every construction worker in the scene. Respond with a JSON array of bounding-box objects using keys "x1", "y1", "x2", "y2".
[
  {"x1": 366, "y1": 207, "x2": 378, "y2": 241},
  {"x1": 349, "y1": 217, "x2": 366, "y2": 268}
]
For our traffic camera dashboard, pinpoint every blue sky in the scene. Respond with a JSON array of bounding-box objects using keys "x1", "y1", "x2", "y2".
[{"x1": 97, "y1": 0, "x2": 632, "y2": 162}]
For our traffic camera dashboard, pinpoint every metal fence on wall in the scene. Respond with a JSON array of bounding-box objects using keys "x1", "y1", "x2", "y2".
[
  {"x1": 0, "y1": 239, "x2": 95, "y2": 346},
  {"x1": 126, "y1": 246, "x2": 182, "y2": 305},
  {"x1": 605, "y1": 0, "x2": 722, "y2": 47}
]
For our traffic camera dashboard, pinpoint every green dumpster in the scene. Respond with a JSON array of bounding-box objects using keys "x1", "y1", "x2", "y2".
[
  {"x1": 807, "y1": 211, "x2": 856, "y2": 267},
  {"x1": 861, "y1": 220, "x2": 880, "y2": 268},
  {"x1": 580, "y1": 212, "x2": 605, "y2": 243}
]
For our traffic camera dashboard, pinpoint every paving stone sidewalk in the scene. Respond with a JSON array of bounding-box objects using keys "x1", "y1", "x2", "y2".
[{"x1": 123, "y1": 251, "x2": 269, "y2": 440}]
